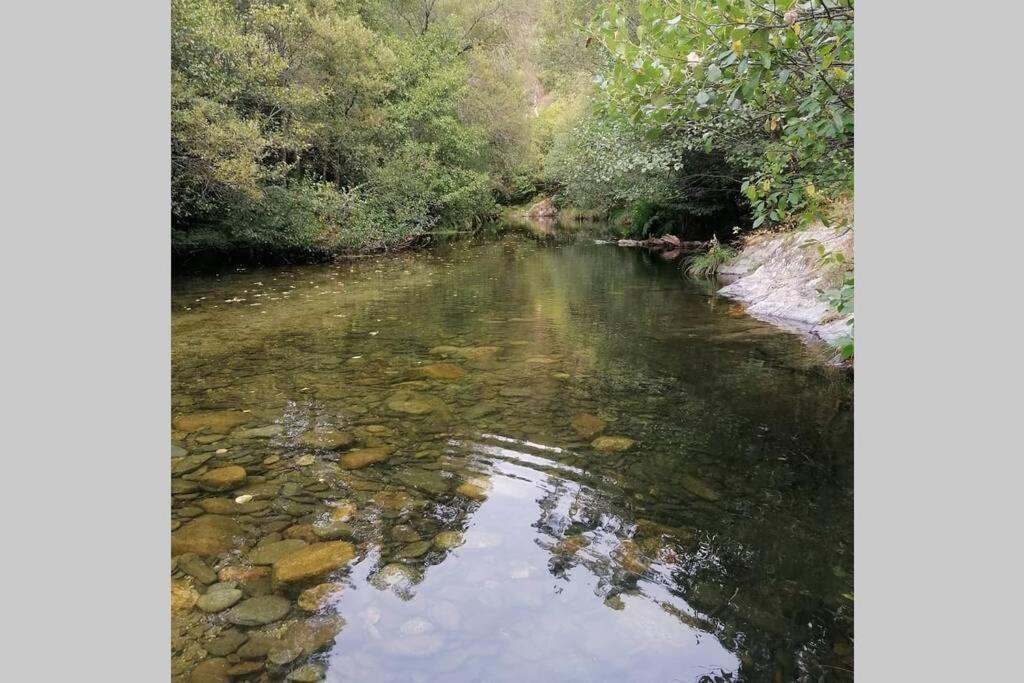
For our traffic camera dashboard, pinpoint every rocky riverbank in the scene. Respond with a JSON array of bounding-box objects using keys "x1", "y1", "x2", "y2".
[{"x1": 718, "y1": 224, "x2": 853, "y2": 346}]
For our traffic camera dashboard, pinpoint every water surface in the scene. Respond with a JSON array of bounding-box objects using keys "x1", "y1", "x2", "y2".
[{"x1": 171, "y1": 228, "x2": 853, "y2": 682}]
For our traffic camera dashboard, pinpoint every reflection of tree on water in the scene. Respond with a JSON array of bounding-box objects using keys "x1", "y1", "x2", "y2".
[{"x1": 503, "y1": 439, "x2": 853, "y2": 682}]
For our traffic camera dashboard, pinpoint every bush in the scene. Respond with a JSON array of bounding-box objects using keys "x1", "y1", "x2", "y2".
[{"x1": 684, "y1": 236, "x2": 738, "y2": 278}]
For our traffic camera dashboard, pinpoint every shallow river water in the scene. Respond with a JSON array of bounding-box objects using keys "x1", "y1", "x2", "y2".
[{"x1": 171, "y1": 228, "x2": 853, "y2": 682}]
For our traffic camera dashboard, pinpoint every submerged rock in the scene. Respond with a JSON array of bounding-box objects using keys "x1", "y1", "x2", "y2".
[
  {"x1": 432, "y1": 531, "x2": 464, "y2": 551},
  {"x1": 456, "y1": 477, "x2": 490, "y2": 501},
  {"x1": 173, "y1": 411, "x2": 252, "y2": 434},
  {"x1": 249, "y1": 539, "x2": 308, "y2": 566},
  {"x1": 172, "y1": 453, "x2": 213, "y2": 475},
  {"x1": 570, "y1": 413, "x2": 606, "y2": 439},
  {"x1": 171, "y1": 579, "x2": 199, "y2": 614},
  {"x1": 385, "y1": 391, "x2": 436, "y2": 415},
  {"x1": 233, "y1": 424, "x2": 283, "y2": 439},
  {"x1": 172, "y1": 515, "x2": 244, "y2": 557},
  {"x1": 395, "y1": 468, "x2": 448, "y2": 495},
  {"x1": 272, "y1": 541, "x2": 356, "y2": 585},
  {"x1": 217, "y1": 565, "x2": 272, "y2": 595},
  {"x1": 189, "y1": 658, "x2": 231, "y2": 683},
  {"x1": 681, "y1": 475, "x2": 720, "y2": 501},
  {"x1": 591, "y1": 436, "x2": 635, "y2": 452},
  {"x1": 178, "y1": 553, "x2": 217, "y2": 584},
  {"x1": 340, "y1": 446, "x2": 394, "y2": 470},
  {"x1": 394, "y1": 540, "x2": 432, "y2": 560},
  {"x1": 205, "y1": 629, "x2": 248, "y2": 655},
  {"x1": 312, "y1": 520, "x2": 355, "y2": 542},
  {"x1": 198, "y1": 465, "x2": 247, "y2": 492},
  {"x1": 226, "y1": 595, "x2": 292, "y2": 626},
  {"x1": 297, "y1": 582, "x2": 344, "y2": 612}
]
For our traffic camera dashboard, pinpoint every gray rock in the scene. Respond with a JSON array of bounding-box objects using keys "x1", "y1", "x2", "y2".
[
  {"x1": 234, "y1": 425, "x2": 284, "y2": 439},
  {"x1": 717, "y1": 224, "x2": 853, "y2": 344},
  {"x1": 171, "y1": 454, "x2": 212, "y2": 475},
  {"x1": 226, "y1": 595, "x2": 292, "y2": 626},
  {"x1": 196, "y1": 588, "x2": 243, "y2": 613},
  {"x1": 205, "y1": 629, "x2": 248, "y2": 656},
  {"x1": 312, "y1": 520, "x2": 356, "y2": 541},
  {"x1": 178, "y1": 554, "x2": 217, "y2": 584}
]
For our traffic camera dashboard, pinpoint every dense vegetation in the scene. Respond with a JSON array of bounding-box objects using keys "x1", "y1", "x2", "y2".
[
  {"x1": 173, "y1": 0, "x2": 852, "y2": 254},
  {"x1": 172, "y1": 0, "x2": 541, "y2": 259}
]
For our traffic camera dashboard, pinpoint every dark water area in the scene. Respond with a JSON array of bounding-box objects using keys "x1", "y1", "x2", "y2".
[{"x1": 171, "y1": 226, "x2": 853, "y2": 682}]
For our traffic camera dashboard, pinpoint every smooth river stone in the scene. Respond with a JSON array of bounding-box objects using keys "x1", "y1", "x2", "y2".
[
  {"x1": 177, "y1": 553, "x2": 217, "y2": 584},
  {"x1": 196, "y1": 588, "x2": 243, "y2": 613},
  {"x1": 394, "y1": 540, "x2": 432, "y2": 560},
  {"x1": 172, "y1": 452, "x2": 214, "y2": 475},
  {"x1": 312, "y1": 520, "x2": 355, "y2": 541},
  {"x1": 233, "y1": 424, "x2": 284, "y2": 439},
  {"x1": 591, "y1": 436, "x2": 635, "y2": 452},
  {"x1": 226, "y1": 595, "x2": 292, "y2": 626},
  {"x1": 172, "y1": 410, "x2": 252, "y2": 433},
  {"x1": 272, "y1": 541, "x2": 355, "y2": 585},
  {"x1": 198, "y1": 465, "x2": 247, "y2": 492},
  {"x1": 681, "y1": 475, "x2": 720, "y2": 501},
  {"x1": 205, "y1": 629, "x2": 248, "y2": 655},
  {"x1": 248, "y1": 539, "x2": 308, "y2": 565},
  {"x1": 432, "y1": 531, "x2": 464, "y2": 550},
  {"x1": 570, "y1": 412, "x2": 606, "y2": 439},
  {"x1": 297, "y1": 582, "x2": 344, "y2": 612},
  {"x1": 299, "y1": 430, "x2": 355, "y2": 450},
  {"x1": 340, "y1": 446, "x2": 394, "y2": 470},
  {"x1": 281, "y1": 615, "x2": 344, "y2": 655},
  {"x1": 385, "y1": 391, "x2": 435, "y2": 415},
  {"x1": 189, "y1": 658, "x2": 231, "y2": 683},
  {"x1": 172, "y1": 515, "x2": 244, "y2": 557}
]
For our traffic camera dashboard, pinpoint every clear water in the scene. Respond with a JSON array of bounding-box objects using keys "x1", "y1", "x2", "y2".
[{"x1": 171, "y1": 227, "x2": 853, "y2": 682}]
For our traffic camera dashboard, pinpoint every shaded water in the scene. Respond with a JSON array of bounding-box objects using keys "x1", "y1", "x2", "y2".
[{"x1": 171, "y1": 227, "x2": 853, "y2": 682}]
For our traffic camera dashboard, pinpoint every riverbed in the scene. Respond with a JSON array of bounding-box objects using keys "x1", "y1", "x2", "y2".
[{"x1": 171, "y1": 227, "x2": 853, "y2": 682}]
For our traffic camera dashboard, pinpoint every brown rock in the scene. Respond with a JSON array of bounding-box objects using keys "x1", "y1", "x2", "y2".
[
  {"x1": 591, "y1": 436, "x2": 635, "y2": 452},
  {"x1": 272, "y1": 541, "x2": 356, "y2": 585},
  {"x1": 171, "y1": 579, "x2": 199, "y2": 614},
  {"x1": 297, "y1": 582, "x2": 344, "y2": 612},
  {"x1": 570, "y1": 413, "x2": 606, "y2": 439},
  {"x1": 190, "y1": 658, "x2": 231, "y2": 683},
  {"x1": 173, "y1": 410, "x2": 252, "y2": 434},
  {"x1": 283, "y1": 615, "x2": 345, "y2": 655},
  {"x1": 340, "y1": 447, "x2": 394, "y2": 470},
  {"x1": 217, "y1": 565, "x2": 272, "y2": 595},
  {"x1": 226, "y1": 661, "x2": 264, "y2": 678},
  {"x1": 198, "y1": 466, "x2": 247, "y2": 492},
  {"x1": 172, "y1": 515, "x2": 244, "y2": 557},
  {"x1": 284, "y1": 524, "x2": 319, "y2": 544}
]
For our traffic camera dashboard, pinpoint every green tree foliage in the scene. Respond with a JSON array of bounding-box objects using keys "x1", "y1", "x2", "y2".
[
  {"x1": 594, "y1": 0, "x2": 854, "y2": 227},
  {"x1": 172, "y1": 0, "x2": 528, "y2": 258}
]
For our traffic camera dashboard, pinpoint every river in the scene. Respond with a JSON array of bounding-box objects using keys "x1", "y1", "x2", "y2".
[{"x1": 171, "y1": 225, "x2": 853, "y2": 682}]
